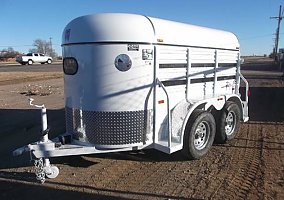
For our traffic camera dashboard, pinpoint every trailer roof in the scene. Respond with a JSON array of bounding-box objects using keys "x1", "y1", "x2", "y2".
[{"x1": 62, "y1": 13, "x2": 239, "y2": 50}]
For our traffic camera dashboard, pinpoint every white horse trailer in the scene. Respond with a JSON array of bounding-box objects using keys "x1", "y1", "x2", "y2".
[{"x1": 14, "y1": 13, "x2": 249, "y2": 182}]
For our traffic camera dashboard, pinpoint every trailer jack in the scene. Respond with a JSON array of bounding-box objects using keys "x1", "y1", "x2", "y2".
[
  {"x1": 32, "y1": 157, "x2": 59, "y2": 183},
  {"x1": 21, "y1": 98, "x2": 59, "y2": 183}
]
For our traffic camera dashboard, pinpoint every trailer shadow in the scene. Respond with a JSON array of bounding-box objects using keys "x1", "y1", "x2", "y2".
[
  {"x1": 1, "y1": 85, "x2": 284, "y2": 169},
  {"x1": 0, "y1": 108, "x2": 65, "y2": 170},
  {"x1": 241, "y1": 62, "x2": 279, "y2": 71},
  {"x1": 0, "y1": 173, "x2": 196, "y2": 200},
  {"x1": 240, "y1": 86, "x2": 284, "y2": 122},
  {"x1": 0, "y1": 176, "x2": 142, "y2": 200}
]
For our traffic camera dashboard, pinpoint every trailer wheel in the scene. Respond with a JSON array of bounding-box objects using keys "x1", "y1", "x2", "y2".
[
  {"x1": 215, "y1": 101, "x2": 241, "y2": 143},
  {"x1": 183, "y1": 110, "x2": 216, "y2": 160}
]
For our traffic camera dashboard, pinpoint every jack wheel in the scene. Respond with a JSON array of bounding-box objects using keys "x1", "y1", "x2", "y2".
[{"x1": 45, "y1": 166, "x2": 59, "y2": 179}]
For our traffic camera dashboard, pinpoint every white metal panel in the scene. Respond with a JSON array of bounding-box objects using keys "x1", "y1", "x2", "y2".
[
  {"x1": 156, "y1": 86, "x2": 185, "y2": 113},
  {"x1": 159, "y1": 47, "x2": 187, "y2": 64},
  {"x1": 63, "y1": 44, "x2": 154, "y2": 112},
  {"x1": 63, "y1": 13, "x2": 240, "y2": 51},
  {"x1": 158, "y1": 68, "x2": 186, "y2": 81},
  {"x1": 62, "y1": 13, "x2": 155, "y2": 45},
  {"x1": 159, "y1": 47, "x2": 188, "y2": 53},
  {"x1": 150, "y1": 17, "x2": 239, "y2": 50},
  {"x1": 188, "y1": 67, "x2": 215, "y2": 79},
  {"x1": 167, "y1": 86, "x2": 186, "y2": 108},
  {"x1": 155, "y1": 85, "x2": 185, "y2": 144},
  {"x1": 218, "y1": 50, "x2": 239, "y2": 63},
  {"x1": 215, "y1": 79, "x2": 236, "y2": 96},
  {"x1": 190, "y1": 48, "x2": 216, "y2": 63},
  {"x1": 187, "y1": 82, "x2": 208, "y2": 101},
  {"x1": 217, "y1": 67, "x2": 237, "y2": 76}
]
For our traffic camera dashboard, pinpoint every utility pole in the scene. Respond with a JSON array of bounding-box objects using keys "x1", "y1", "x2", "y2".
[
  {"x1": 270, "y1": 5, "x2": 283, "y2": 60},
  {"x1": 49, "y1": 37, "x2": 53, "y2": 57}
]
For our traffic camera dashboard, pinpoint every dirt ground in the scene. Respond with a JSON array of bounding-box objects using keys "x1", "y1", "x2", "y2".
[{"x1": 0, "y1": 59, "x2": 284, "y2": 200}]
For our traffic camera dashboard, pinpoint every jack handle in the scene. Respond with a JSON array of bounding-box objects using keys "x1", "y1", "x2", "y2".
[{"x1": 29, "y1": 98, "x2": 45, "y2": 109}]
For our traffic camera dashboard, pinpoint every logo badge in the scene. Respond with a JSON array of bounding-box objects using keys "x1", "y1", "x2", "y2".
[{"x1": 65, "y1": 29, "x2": 71, "y2": 41}]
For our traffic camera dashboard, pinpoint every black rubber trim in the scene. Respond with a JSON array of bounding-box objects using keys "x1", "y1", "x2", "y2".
[
  {"x1": 156, "y1": 43, "x2": 239, "y2": 51},
  {"x1": 159, "y1": 63, "x2": 238, "y2": 69},
  {"x1": 62, "y1": 41, "x2": 152, "y2": 46},
  {"x1": 161, "y1": 75, "x2": 236, "y2": 86},
  {"x1": 161, "y1": 80, "x2": 186, "y2": 87},
  {"x1": 62, "y1": 41, "x2": 239, "y2": 51},
  {"x1": 190, "y1": 77, "x2": 214, "y2": 84},
  {"x1": 217, "y1": 75, "x2": 236, "y2": 81}
]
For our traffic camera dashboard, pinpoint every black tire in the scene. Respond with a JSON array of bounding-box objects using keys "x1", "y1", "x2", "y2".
[
  {"x1": 215, "y1": 101, "x2": 241, "y2": 144},
  {"x1": 47, "y1": 59, "x2": 52, "y2": 64},
  {"x1": 182, "y1": 109, "x2": 216, "y2": 160},
  {"x1": 28, "y1": 60, "x2": 33, "y2": 65}
]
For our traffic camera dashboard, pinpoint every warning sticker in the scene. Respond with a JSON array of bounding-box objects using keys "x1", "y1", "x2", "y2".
[
  {"x1": 128, "y1": 44, "x2": 139, "y2": 51},
  {"x1": 142, "y1": 49, "x2": 153, "y2": 60}
]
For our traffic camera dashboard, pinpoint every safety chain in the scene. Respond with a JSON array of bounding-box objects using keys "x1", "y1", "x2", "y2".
[{"x1": 34, "y1": 158, "x2": 46, "y2": 183}]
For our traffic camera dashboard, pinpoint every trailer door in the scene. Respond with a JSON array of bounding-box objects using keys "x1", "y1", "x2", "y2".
[{"x1": 154, "y1": 46, "x2": 188, "y2": 152}]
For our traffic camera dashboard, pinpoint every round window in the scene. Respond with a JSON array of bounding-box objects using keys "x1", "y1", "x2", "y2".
[{"x1": 114, "y1": 54, "x2": 132, "y2": 72}]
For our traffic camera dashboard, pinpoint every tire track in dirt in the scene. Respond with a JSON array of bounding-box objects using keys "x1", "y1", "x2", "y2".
[
  {"x1": 87, "y1": 154, "x2": 198, "y2": 199},
  {"x1": 188, "y1": 151, "x2": 232, "y2": 199},
  {"x1": 44, "y1": 122, "x2": 283, "y2": 199},
  {"x1": 92, "y1": 158, "x2": 181, "y2": 199},
  {"x1": 210, "y1": 123, "x2": 264, "y2": 199},
  {"x1": 110, "y1": 161, "x2": 167, "y2": 196},
  {"x1": 256, "y1": 123, "x2": 284, "y2": 200}
]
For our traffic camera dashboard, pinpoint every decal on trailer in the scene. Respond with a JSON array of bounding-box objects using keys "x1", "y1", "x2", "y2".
[
  {"x1": 128, "y1": 44, "x2": 139, "y2": 51},
  {"x1": 142, "y1": 49, "x2": 153, "y2": 60}
]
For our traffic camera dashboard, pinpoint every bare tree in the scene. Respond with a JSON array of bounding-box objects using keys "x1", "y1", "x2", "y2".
[
  {"x1": 0, "y1": 47, "x2": 20, "y2": 61},
  {"x1": 29, "y1": 39, "x2": 58, "y2": 58}
]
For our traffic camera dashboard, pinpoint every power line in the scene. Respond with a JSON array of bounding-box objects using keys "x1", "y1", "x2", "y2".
[
  {"x1": 0, "y1": 44, "x2": 62, "y2": 48},
  {"x1": 49, "y1": 37, "x2": 53, "y2": 55},
  {"x1": 0, "y1": 45, "x2": 34, "y2": 47},
  {"x1": 239, "y1": 33, "x2": 274, "y2": 40}
]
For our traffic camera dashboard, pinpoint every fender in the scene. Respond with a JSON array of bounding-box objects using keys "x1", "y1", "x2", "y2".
[{"x1": 180, "y1": 94, "x2": 243, "y2": 147}]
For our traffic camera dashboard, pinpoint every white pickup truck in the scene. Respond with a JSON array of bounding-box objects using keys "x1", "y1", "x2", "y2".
[{"x1": 16, "y1": 53, "x2": 53, "y2": 65}]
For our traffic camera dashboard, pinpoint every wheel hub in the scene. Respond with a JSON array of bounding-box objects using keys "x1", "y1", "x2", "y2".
[
  {"x1": 225, "y1": 111, "x2": 236, "y2": 135},
  {"x1": 194, "y1": 122, "x2": 209, "y2": 150}
]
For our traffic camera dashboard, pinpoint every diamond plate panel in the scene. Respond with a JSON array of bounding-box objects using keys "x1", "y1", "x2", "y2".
[{"x1": 65, "y1": 107, "x2": 149, "y2": 145}]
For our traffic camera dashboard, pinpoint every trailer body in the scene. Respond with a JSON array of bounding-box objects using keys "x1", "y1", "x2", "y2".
[{"x1": 14, "y1": 13, "x2": 249, "y2": 181}]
